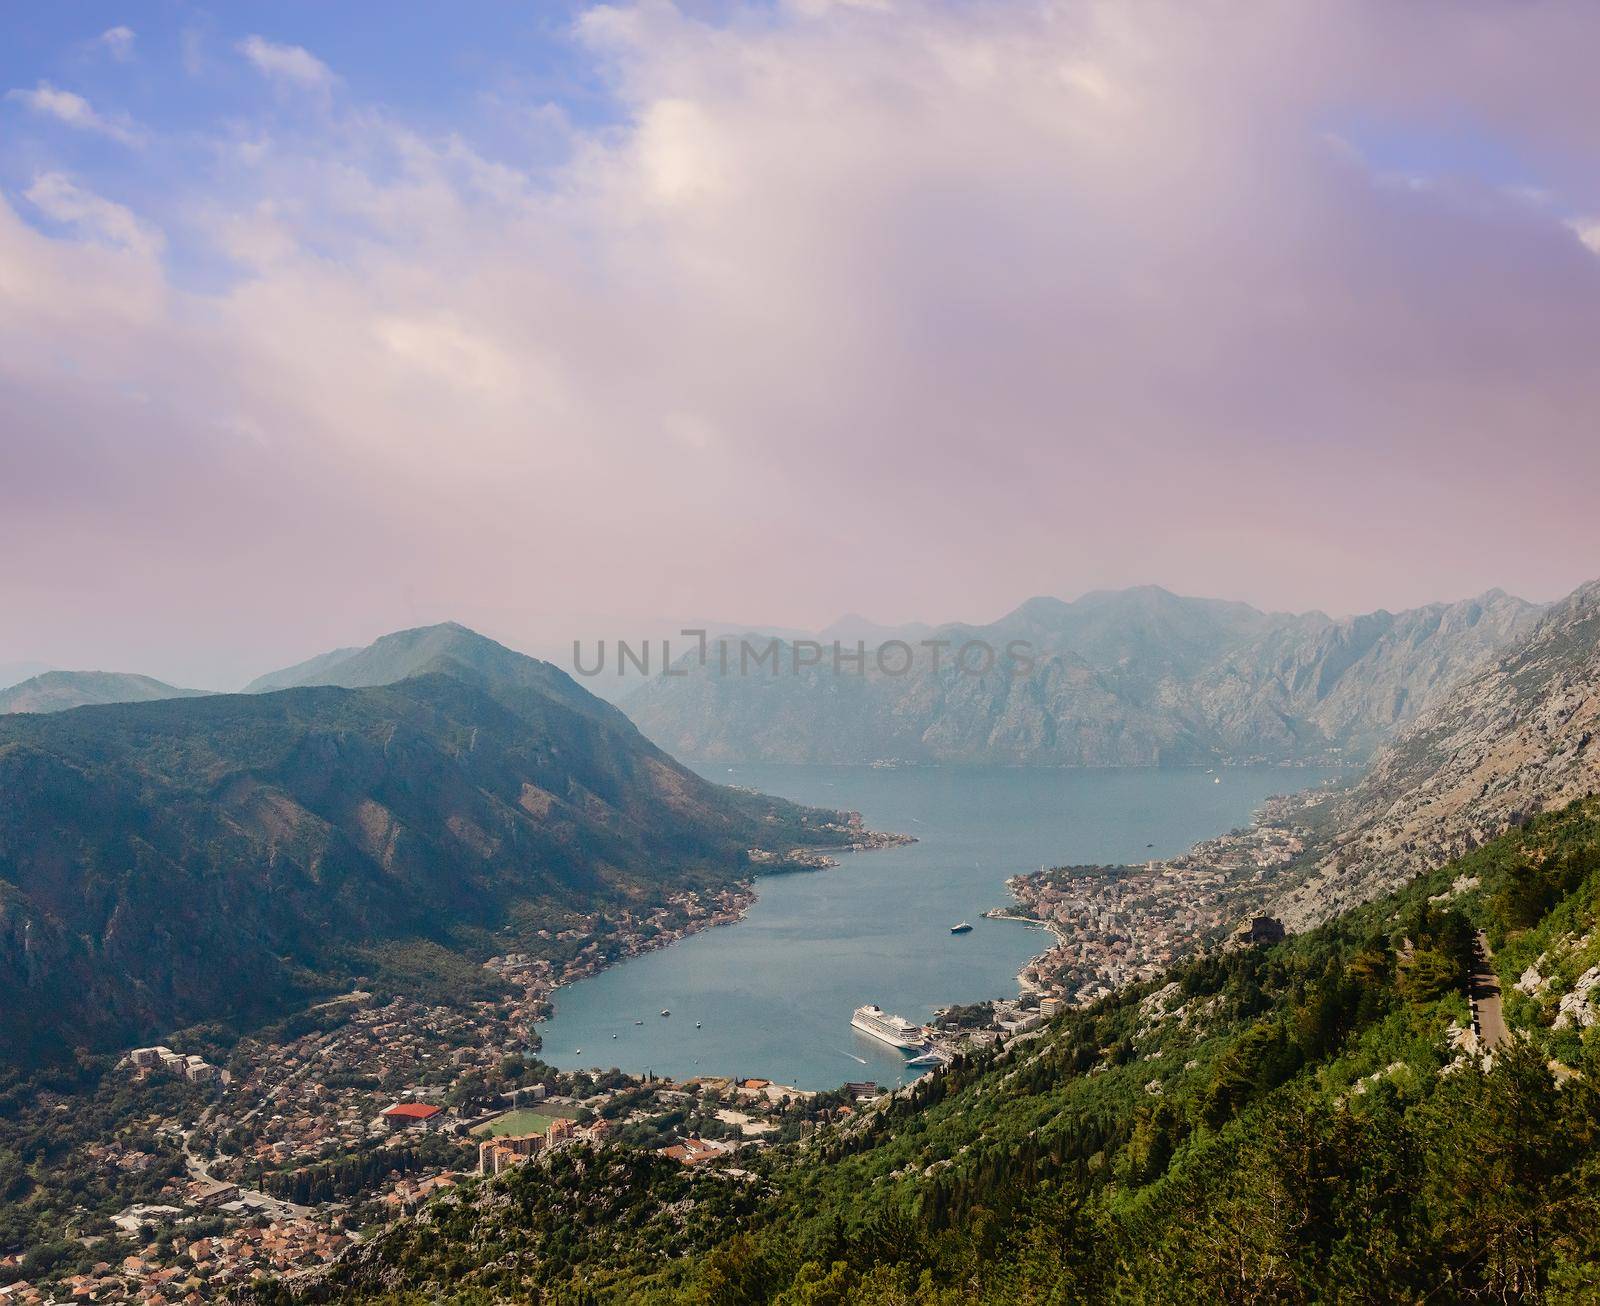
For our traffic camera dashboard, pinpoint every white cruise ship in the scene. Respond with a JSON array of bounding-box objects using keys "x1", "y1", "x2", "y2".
[{"x1": 851, "y1": 1004, "x2": 925, "y2": 1051}]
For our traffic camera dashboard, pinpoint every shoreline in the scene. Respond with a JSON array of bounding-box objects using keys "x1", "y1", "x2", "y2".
[
  {"x1": 520, "y1": 823, "x2": 913, "y2": 1057},
  {"x1": 981, "y1": 907, "x2": 1069, "y2": 993},
  {"x1": 523, "y1": 774, "x2": 1333, "y2": 1079},
  {"x1": 990, "y1": 789, "x2": 1320, "y2": 1009}
]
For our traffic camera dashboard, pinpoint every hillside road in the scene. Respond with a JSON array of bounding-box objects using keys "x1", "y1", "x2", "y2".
[{"x1": 1469, "y1": 931, "x2": 1508, "y2": 1051}]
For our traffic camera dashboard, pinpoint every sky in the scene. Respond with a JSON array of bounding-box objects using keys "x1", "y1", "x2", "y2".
[{"x1": 4, "y1": 1, "x2": 1600, "y2": 688}]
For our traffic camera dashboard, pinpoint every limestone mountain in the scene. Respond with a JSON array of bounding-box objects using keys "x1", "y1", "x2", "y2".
[
  {"x1": 1193, "y1": 588, "x2": 1542, "y2": 760},
  {"x1": 0, "y1": 630, "x2": 847, "y2": 1065},
  {"x1": 0, "y1": 670, "x2": 211, "y2": 715},
  {"x1": 623, "y1": 586, "x2": 1542, "y2": 766},
  {"x1": 1275, "y1": 578, "x2": 1600, "y2": 926}
]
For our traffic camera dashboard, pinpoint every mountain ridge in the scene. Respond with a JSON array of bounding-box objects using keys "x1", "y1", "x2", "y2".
[
  {"x1": 622, "y1": 586, "x2": 1544, "y2": 766},
  {"x1": 243, "y1": 622, "x2": 630, "y2": 729}
]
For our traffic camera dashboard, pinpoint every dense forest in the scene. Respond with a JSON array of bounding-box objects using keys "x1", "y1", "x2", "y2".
[{"x1": 303, "y1": 797, "x2": 1600, "y2": 1303}]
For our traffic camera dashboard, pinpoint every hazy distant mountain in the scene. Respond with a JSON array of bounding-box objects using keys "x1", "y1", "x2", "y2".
[
  {"x1": 0, "y1": 627, "x2": 846, "y2": 1065},
  {"x1": 623, "y1": 586, "x2": 1543, "y2": 766},
  {"x1": 0, "y1": 670, "x2": 211, "y2": 714},
  {"x1": 242, "y1": 645, "x2": 362, "y2": 693},
  {"x1": 1275, "y1": 578, "x2": 1600, "y2": 925},
  {"x1": 0, "y1": 660, "x2": 52, "y2": 691},
  {"x1": 1191, "y1": 589, "x2": 1544, "y2": 760},
  {"x1": 817, "y1": 613, "x2": 934, "y2": 646}
]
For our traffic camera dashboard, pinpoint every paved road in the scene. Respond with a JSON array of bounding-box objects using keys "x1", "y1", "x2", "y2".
[{"x1": 1469, "y1": 931, "x2": 1509, "y2": 1051}]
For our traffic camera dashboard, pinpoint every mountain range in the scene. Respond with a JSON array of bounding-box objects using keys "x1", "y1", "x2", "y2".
[
  {"x1": 622, "y1": 586, "x2": 1544, "y2": 766},
  {"x1": 0, "y1": 626, "x2": 846, "y2": 1065},
  {"x1": 5, "y1": 588, "x2": 1540, "y2": 771},
  {"x1": 4, "y1": 581, "x2": 1590, "y2": 1066}
]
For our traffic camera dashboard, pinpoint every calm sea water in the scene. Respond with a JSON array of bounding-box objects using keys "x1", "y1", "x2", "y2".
[{"x1": 537, "y1": 764, "x2": 1335, "y2": 1091}]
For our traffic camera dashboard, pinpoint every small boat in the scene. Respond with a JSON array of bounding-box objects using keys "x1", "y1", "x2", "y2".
[
  {"x1": 660, "y1": 1009, "x2": 671, "y2": 1017},
  {"x1": 950, "y1": 921, "x2": 973, "y2": 935},
  {"x1": 634, "y1": 1019, "x2": 644, "y2": 1025},
  {"x1": 695, "y1": 1021, "x2": 702, "y2": 1028},
  {"x1": 612, "y1": 1033, "x2": 618, "y2": 1039},
  {"x1": 576, "y1": 1048, "x2": 582, "y2": 1054}
]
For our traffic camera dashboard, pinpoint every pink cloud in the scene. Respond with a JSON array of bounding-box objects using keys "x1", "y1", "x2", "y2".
[{"x1": 4, "y1": 1, "x2": 1600, "y2": 684}]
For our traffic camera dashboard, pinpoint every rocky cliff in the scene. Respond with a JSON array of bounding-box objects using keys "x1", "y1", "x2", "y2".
[{"x1": 1274, "y1": 580, "x2": 1600, "y2": 926}]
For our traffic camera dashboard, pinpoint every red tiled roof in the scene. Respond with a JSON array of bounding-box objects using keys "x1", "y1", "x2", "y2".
[{"x1": 381, "y1": 1102, "x2": 442, "y2": 1119}]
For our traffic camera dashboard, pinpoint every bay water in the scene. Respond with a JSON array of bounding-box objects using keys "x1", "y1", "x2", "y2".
[{"x1": 536, "y1": 764, "x2": 1333, "y2": 1091}]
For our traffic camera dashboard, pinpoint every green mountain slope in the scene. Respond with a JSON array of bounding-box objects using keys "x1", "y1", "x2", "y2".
[
  {"x1": 242, "y1": 623, "x2": 620, "y2": 727},
  {"x1": 0, "y1": 670, "x2": 211, "y2": 715},
  {"x1": 314, "y1": 800, "x2": 1600, "y2": 1304},
  {"x1": 0, "y1": 644, "x2": 847, "y2": 1068}
]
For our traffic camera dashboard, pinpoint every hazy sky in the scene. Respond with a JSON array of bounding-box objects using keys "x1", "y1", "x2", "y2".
[{"x1": 4, "y1": 1, "x2": 1600, "y2": 687}]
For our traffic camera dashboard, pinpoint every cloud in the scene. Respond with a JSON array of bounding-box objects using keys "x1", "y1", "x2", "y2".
[
  {"x1": 99, "y1": 26, "x2": 136, "y2": 62},
  {"x1": 5, "y1": 81, "x2": 143, "y2": 145},
  {"x1": 22, "y1": 172, "x2": 164, "y2": 258},
  {"x1": 4, "y1": 0, "x2": 1600, "y2": 677},
  {"x1": 1568, "y1": 218, "x2": 1600, "y2": 256},
  {"x1": 236, "y1": 35, "x2": 336, "y2": 97}
]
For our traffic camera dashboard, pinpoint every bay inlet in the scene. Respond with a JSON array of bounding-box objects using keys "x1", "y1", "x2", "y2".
[{"x1": 535, "y1": 763, "x2": 1336, "y2": 1091}]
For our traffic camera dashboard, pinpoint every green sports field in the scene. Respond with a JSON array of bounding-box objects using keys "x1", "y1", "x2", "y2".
[{"x1": 471, "y1": 1108, "x2": 564, "y2": 1138}]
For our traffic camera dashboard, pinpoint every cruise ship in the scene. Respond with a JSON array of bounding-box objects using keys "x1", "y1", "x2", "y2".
[{"x1": 851, "y1": 1004, "x2": 925, "y2": 1051}]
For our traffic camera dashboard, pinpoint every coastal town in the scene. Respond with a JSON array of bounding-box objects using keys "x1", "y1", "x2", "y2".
[
  {"x1": 0, "y1": 987, "x2": 855, "y2": 1303},
  {"x1": 0, "y1": 801, "x2": 1304, "y2": 1303},
  {"x1": 0, "y1": 879, "x2": 768, "y2": 1303},
  {"x1": 0, "y1": 820, "x2": 928, "y2": 1305},
  {"x1": 995, "y1": 796, "x2": 1311, "y2": 1007}
]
